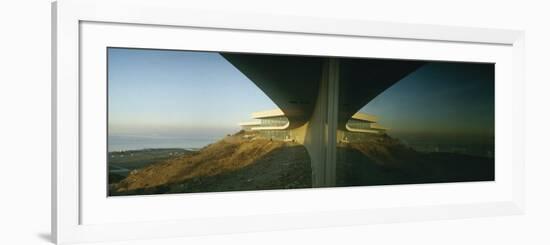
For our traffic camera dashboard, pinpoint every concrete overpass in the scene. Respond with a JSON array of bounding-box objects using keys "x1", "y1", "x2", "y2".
[{"x1": 222, "y1": 53, "x2": 424, "y2": 187}]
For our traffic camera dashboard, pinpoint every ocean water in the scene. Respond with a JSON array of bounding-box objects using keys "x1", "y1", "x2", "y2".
[{"x1": 108, "y1": 135, "x2": 218, "y2": 152}]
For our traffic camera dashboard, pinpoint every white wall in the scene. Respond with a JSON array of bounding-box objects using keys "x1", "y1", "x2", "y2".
[{"x1": 1, "y1": 0, "x2": 548, "y2": 244}]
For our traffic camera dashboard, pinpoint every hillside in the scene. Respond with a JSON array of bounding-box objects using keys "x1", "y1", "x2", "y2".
[
  {"x1": 110, "y1": 132, "x2": 494, "y2": 196},
  {"x1": 108, "y1": 148, "x2": 193, "y2": 183},
  {"x1": 336, "y1": 134, "x2": 494, "y2": 186},
  {"x1": 111, "y1": 131, "x2": 307, "y2": 195}
]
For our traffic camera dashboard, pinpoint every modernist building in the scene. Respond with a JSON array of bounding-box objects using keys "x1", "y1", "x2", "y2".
[
  {"x1": 239, "y1": 108, "x2": 387, "y2": 143},
  {"x1": 239, "y1": 109, "x2": 293, "y2": 141}
]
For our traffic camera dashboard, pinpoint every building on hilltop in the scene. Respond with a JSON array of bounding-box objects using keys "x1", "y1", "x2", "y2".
[
  {"x1": 239, "y1": 108, "x2": 388, "y2": 143},
  {"x1": 239, "y1": 109, "x2": 292, "y2": 141}
]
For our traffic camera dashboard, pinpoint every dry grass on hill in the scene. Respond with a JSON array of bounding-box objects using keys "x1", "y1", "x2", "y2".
[
  {"x1": 115, "y1": 131, "x2": 290, "y2": 193},
  {"x1": 345, "y1": 134, "x2": 418, "y2": 168}
]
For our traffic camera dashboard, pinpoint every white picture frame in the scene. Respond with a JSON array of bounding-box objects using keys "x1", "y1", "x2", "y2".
[{"x1": 52, "y1": 0, "x2": 525, "y2": 244}]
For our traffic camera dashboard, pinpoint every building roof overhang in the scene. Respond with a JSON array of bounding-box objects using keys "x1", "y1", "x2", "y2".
[
  {"x1": 251, "y1": 108, "x2": 285, "y2": 119},
  {"x1": 350, "y1": 112, "x2": 378, "y2": 123}
]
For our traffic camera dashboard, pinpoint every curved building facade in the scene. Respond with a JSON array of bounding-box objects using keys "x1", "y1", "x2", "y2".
[{"x1": 239, "y1": 108, "x2": 387, "y2": 143}]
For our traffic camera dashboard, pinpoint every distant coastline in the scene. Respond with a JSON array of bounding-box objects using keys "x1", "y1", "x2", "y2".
[{"x1": 108, "y1": 135, "x2": 218, "y2": 152}]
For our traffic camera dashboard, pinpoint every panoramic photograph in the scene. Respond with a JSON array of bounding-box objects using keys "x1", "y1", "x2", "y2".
[{"x1": 107, "y1": 47, "x2": 495, "y2": 196}]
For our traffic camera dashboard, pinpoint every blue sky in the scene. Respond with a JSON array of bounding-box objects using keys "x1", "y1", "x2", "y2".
[
  {"x1": 108, "y1": 48, "x2": 494, "y2": 145},
  {"x1": 108, "y1": 48, "x2": 277, "y2": 139},
  {"x1": 360, "y1": 62, "x2": 494, "y2": 143}
]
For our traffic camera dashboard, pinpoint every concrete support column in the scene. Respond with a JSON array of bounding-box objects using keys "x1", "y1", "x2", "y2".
[
  {"x1": 305, "y1": 58, "x2": 339, "y2": 188},
  {"x1": 325, "y1": 58, "x2": 339, "y2": 186}
]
